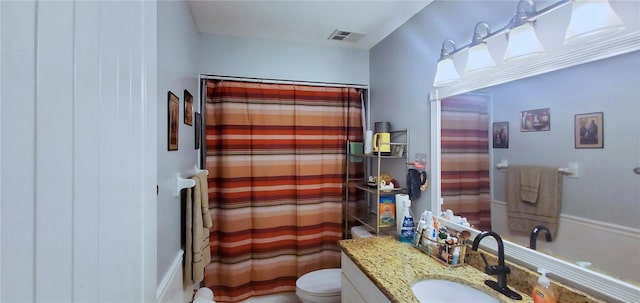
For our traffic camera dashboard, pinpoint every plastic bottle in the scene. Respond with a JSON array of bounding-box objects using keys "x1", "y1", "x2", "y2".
[
  {"x1": 413, "y1": 219, "x2": 424, "y2": 246},
  {"x1": 398, "y1": 199, "x2": 415, "y2": 243},
  {"x1": 532, "y1": 268, "x2": 556, "y2": 303}
]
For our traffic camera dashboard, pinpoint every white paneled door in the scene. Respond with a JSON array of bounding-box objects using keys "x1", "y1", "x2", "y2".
[{"x1": 1, "y1": 1, "x2": 157, "y2": 302}]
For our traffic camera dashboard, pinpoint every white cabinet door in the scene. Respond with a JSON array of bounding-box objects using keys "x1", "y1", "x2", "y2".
[
  {"x1": 341, "y1": 252, "x2": 392, "y2": 303},
  {"x1": 342, "y1": 273, "x2": 367, "y2": 303}
]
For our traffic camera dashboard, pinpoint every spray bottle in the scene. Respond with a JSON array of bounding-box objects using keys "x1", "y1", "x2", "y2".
[{"x1": 398, "y1": 199, "x2": 415, "y2": 243}]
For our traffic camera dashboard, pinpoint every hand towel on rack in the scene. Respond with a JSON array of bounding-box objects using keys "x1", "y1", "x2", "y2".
[
  {"x1": 507, "y1": 165, "x2": 563, "y2": 237},
  {"x1": 195, "y1": 171, "x2": 213, "y2": 228},
  {"x1": 184, "y1": 176, "x2": 212, "y2": 285},
  {"x1": 520, "y1": 166, "x2": 542, "y2": 203}
]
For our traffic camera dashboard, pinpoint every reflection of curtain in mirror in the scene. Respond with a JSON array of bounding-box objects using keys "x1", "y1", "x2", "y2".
[
  {"x1": 203, "y1": 80, "x2": 363, "y2": 302},
  {"x1": 441, "y1": 94, "x2": 490, "y2": 231}
]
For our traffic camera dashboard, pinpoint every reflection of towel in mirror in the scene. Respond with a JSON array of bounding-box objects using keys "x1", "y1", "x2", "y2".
[
  {"x1": 184, "y1": 172, "x2": 212, "y2": 285},
  {"x1": 520, "y1": 166, "x2": 542, "y2": 203},
  {"x1": 507, "y1": 165, "x2": 562, "y2": 237}
]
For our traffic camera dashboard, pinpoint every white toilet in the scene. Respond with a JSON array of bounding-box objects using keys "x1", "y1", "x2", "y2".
[
  {"x1": 295, "y1": 268, "x2": 341, "y2": 303},
  {"x1": 295, "y1": 226, "x2": 373, "y2": 303}
]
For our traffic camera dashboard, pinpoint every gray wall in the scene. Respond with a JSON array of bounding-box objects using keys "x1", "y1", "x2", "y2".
[
  {"x1": 157, "y1": 0, "x2": 200, "y2": 284},
  {"x1": 490, "y1": 51, "x2": 640, "y2": 229},
  {"x1": 198, "y1": 34, "x2": 369, "y2": 84},
  {"x1": 370, "y1": 0, "x2": 518, "y2": 213}
]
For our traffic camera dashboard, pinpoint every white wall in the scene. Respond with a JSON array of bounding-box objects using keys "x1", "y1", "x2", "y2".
[
  {"x1": 198, "y1": 34, "x2": 369, "y2": 85},
  {"x1": 156, "y1": 0, "x2": 201, "y2": 291},
  {"x1": 1, "y1": 1, "x2": 157, "y2": 302}
]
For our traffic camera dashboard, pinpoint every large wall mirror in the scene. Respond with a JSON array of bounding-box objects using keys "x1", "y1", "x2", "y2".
[
  {"x1": 428, "y1": 2, "x2": 639, "y2": 301},
  {"x1": 487, "y1": 50, "x2": 639, "y2": 282}
]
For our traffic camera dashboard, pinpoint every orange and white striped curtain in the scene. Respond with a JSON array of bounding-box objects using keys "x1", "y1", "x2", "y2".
[
  {"x1": 203, "y1": 80, "x2": 363, "y2": 302},
  {"x1": 441, "y1": 94, "x2": 491, "y2": 231}
]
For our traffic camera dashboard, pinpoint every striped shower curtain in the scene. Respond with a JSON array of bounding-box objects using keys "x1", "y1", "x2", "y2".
[
  {"x1": 441, "y1": 94, "x2": 491, "y2": 231},
  {"x1": 203, "y1": 80, "x2": 363, "y2": 302}
]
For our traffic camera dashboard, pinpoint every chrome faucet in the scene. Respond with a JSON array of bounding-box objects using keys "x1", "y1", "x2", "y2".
[
  {"x1": 472, "y1": 231, "x2": 522, "y2": 300},
  {"x1": 530, "y1": 225, "x2": 552, "y2": 250}
]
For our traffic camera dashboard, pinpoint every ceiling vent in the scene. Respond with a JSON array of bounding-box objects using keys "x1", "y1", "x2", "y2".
[{"x1": 328, "y1": 29, "x2": 365, "y2": 42}]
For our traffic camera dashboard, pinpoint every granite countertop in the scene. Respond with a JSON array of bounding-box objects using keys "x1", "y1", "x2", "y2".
[{"x1": 339, "y1": 236, "x2": 533, "y2": 303}]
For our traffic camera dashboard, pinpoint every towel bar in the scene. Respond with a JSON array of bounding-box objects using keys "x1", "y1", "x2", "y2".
[
  {"x1": 194, "y1": 164, "x2": 209, "y2": 175},
  {"x1": 495, "y1": 161, "x2": 578, "y2": 178},
  {"x1": 175, "y1": 173, "x2": 196, "y2": 197}
]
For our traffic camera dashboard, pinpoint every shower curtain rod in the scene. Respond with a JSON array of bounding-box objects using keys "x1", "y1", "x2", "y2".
[{"x1": 200, "y1": 74, "x2": 369, "y2": 89}]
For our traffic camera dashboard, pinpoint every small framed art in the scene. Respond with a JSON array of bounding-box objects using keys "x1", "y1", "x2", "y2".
[
  {"x1": 391, "y1": 144, "x2": 405, "y2": 157},
  {"x1": 575, "y1": 112, "x2": 603, "y2": 149},
  {"x1": 492, "y1": 121, "x2": 509, "y2": 148},
  {"x1": 168, "y1": 91, "x2": 179, "y2": 151},
  {"x1": 521, "y1": 108, "x2": 550, "y2": 132},
  {"x1": 194, "y1": 112, "x2": 202, "y2": 149},
  {"x1": 184, "y1": 89, "x2": 193, "y2": 126}
]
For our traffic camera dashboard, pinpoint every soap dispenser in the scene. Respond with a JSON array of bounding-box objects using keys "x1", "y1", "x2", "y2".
[{"x1": 532, "y1": 268, "x2": 556, "y2": 303}]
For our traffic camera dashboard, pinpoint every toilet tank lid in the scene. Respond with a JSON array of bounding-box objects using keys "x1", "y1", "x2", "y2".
[
  {"x1": 351, "y1": 226, "x2": 374, "y2": 238},
  {"x1": 296, "y1": 268, "x2": 341, "y2": 294}
]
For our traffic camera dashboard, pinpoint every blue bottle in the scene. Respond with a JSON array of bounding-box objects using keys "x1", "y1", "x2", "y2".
[{"x1": 399, "y1": 200, "x2": 415, "y2": 243}]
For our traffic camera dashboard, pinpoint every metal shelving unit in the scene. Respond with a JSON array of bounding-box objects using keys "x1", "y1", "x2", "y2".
[{"x1": 344, "y1": 129, "x2": 410, "y2": 238}]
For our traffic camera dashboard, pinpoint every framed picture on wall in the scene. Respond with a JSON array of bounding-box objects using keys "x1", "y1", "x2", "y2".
[
  {"x1": 520, "y1": 108, "x2": 550, "y2": 132},
  {"x1": 391, "y1": 144, "x2": 405, "y2": 157},
  {"x1": 195, "y1": 112, "x2": 202, "y2": 149},
  {"x1": 492, "y1": 121, "x2": 509, "y2": 148},
  {"x1": 575, "y1": 112, "x2": 604, "y2": 149},
  {"x1": 168, "y1": 91, "x2": 179, "y2": 151},
  {"x1": 184, "y1": 89, "x2": 193, "y2": 126}
]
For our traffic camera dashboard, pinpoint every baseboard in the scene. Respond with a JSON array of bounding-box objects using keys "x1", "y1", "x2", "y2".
[{"x1": 157, "y1": 250, "x2": 185, "y2": 303}]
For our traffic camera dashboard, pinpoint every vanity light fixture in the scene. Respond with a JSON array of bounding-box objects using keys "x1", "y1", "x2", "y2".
[
  {"x1": 565, "y1": 0, "x2": 625, "y2": 44},
  {"x1": 464, "y1": 22, "x2": 497, "y2": 75},
  {"x1": 431, "y1": 0, "x2": 626, "y2": 88},
  {"x1": 504, "y1": 0, "x2": 545, "y2": 62},
  {"x1": 433, "y1": 40, "x2": 461, "y2": 87}
]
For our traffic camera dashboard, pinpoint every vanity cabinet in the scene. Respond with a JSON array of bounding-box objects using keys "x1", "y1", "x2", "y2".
[
  {"x1": 344, "y1": 130, "x2": 409, "y2": 236},
  {"x1": 341, "y1": 252, "x2": 391, "y2": 303}
]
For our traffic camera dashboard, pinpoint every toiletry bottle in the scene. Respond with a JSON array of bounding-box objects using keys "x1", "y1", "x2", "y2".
[
  {"x1": 399, "y1": 200, "x2": 415, "y2": 243},
  {"x1": 532, "y1": 268, "x2": 556, "y2": 303},
  {"x1": 414, "y1": 219, "x2": 426, "y2": 246}
]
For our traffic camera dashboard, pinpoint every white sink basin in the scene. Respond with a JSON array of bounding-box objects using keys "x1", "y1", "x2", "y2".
[{"x1": 412, "y1": 279, "x2": 499, "y2": 303}]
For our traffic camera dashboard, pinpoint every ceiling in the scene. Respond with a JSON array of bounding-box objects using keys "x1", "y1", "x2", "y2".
[{"x1": 187, "y1": 1, "x2": 433, "y2": 50}]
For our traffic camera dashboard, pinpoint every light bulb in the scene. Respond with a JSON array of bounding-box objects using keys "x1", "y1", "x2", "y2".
[
  {"x1": 433, "y1": 57, "x2": 460, "y2": 87},
  {"x1": 565, "y1": 0, "x2": 624, "y2": 44},
  {"x1": 504, "y1": 23, "x2": 545, "y2": 62},
  {"x1": 465, "y1": 42, "x2": 496, "y2": 75}
]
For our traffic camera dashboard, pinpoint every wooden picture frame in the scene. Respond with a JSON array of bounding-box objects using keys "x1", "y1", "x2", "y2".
[
  {"x1": 184, "y1": 89, "x2": 193, "y2": 126},
  {"x1": 391, "y1": 144, "x2": 405, "y2": 157},
  {"x1": 492, "y1": 121, "x2": 509, "y2": 148},
  {"x1": 168, "y1": 91, "x2": 179, "y2": 151},
  {"x1": 520, "y1": 108, "x2": 550, "y2": 132},
  {"x1": 575, "y1": 112, "x2": 604, "y2": 149},
  {"x1": 194, "y1": 112, "x2": 201, "y2": 149}
]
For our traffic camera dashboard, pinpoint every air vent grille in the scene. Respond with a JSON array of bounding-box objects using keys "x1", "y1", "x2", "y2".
[{"x1": 328, "y1": 29, "x2": 365, "y2": 42}]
